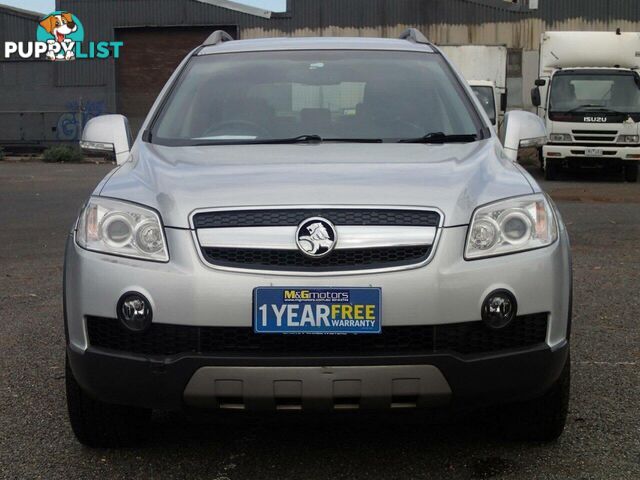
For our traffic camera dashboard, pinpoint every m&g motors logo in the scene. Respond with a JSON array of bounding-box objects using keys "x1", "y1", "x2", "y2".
[{"x1": 3, "y1": 11, "x2": 123, "y2": 61}]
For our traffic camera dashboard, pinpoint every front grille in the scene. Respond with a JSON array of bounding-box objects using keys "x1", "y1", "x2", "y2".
[
  {"x1": 86, "y1": 313, "x2": 548, "y2": 357},
  {"x1": 572, "y1": 129, "x2": 617, "y2": 135},
  {"x1": 193, "y1": 209, "x2": 441, "y2": 229},
  {"x1": 572, "y1": 136, "x2": 617, "y2": 142},
  {"x1": 202, "y1": 246, "x2": 432, "y2": 272},
  {"x1": 194, "y1": 208, "x2": 440, "y2": 272},
  {"x1": 571, "y1": 130, "x2": 618, "y2": 142}
]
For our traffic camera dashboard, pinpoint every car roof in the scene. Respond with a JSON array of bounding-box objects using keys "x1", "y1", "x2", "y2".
[{"x1": 198, "y1": 36, "x2": 435, "y2": 56}]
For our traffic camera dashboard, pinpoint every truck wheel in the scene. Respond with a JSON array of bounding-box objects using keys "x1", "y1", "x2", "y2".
[
  {"x1": 624, "y1": 162, "x2": 639, "y2": 183},
  {"x1": 544, "y1": 159, "x2": 559, "y2": 181},
  {"x1": 538, "y1": 147, "x2": 544, "y2": 172},
  {"x1": 502, "y1": 352, "x2": 570, "y2": 442},
  {"x1": 66, "y1": 357, "x2": 151, "y2": 448}
]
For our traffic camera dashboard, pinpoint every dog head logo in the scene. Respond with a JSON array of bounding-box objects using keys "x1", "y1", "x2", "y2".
[
  {"x1": 36, "y1": 11, "x2": 84, "y2": 61},
  {"x1": 296, "y1": 218, "x2": 337, "y2": 257},
  {"x1": 40, "y1": 13, "x2": 77, "y2": 43}
]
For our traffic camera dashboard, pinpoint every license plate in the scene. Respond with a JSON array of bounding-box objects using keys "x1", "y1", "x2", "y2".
[
  {"x1": 254, "y1": 287, "x2": 382, "y2": 334},
  {"x1": 585, "y1": 148, "x2": 603, "y2": 156}
]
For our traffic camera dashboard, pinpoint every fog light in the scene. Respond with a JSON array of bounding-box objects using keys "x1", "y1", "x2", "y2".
[
  {"x1": 117, "y1": 292, "x2": 152, "y2": 331},
  {"x1": 481, "y1": 290, "x2": 517, "y2": 329}
]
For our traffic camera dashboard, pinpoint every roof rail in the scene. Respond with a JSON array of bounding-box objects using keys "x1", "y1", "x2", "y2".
[
  {"x1": 202, "y1": 30, "x2": 234, "y2": 47},
  {"x1": 399, "y1": 28, "x2": 431, "y2": 45}
]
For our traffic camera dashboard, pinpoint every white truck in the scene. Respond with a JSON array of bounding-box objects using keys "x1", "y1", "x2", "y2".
[
  {"x1": 439, "y1": 45, "x2": 508, "y2": 129},
  {"x1": 532, "y1": 31, "x2": 640, "y2": 182}
]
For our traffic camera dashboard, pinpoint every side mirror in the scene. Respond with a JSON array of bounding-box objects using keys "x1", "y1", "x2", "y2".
[
  {"x1": 500, "y1": 92, "x2": 508, "y2": 112},
  {"x1": 499, "y1": 110, "x2": 547, "y2": 162},
  {"x1": 80, "y1": 114, "x2": 132, "y2": 165},
  {"x1": 531, "y1": 87, "x2": 541, "y2": 108},
  {"x1": 535, "y1": 79, "x2": 547, "y2": 87}
]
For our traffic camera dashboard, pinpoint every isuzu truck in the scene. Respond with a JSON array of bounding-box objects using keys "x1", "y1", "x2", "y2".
[{"x1": 532, "y1": 31, "x2": 640, "y2": 182}]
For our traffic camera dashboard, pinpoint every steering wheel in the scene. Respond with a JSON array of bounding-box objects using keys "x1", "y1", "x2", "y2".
[{"x1": 202, "y1": 120, "x2": 271, "y2": 138}]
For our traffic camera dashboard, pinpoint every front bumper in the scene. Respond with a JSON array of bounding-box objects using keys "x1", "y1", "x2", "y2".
[
  {"x1": 543, "y1": 144, "x2": 640, "y2": 161},
  {"x1": 65, "y1": 226, "x2": 572, "y2": 350},
  {"x1": 64, "y1": 221, "x2": 572, "y2": 412},
  {"x1": 67, "y1": 341, "x2": 569, "y2": 411}
]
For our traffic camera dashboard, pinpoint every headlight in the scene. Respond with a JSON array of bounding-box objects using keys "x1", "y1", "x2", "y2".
[
  {"x1": 465, "y1": 194, "x2": 558, "y2": 260},
  {"x1": 619, "y1": 134, "x2": 639, "y2": 144},
  {"x1": 549, "y1": 133, "x2": 571, "y2": 143},
  {"x1": 76, "y1": 197, "x2": 169, "y2": 262}
]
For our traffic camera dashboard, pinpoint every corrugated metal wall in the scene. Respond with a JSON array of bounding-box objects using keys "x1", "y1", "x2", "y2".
[
  {"x1": 55, "y1": 0, "x2": 640, "y2": 114},
  {"x1": 55, "y1": 0, "x2": 640, "y2": 90},
  {"x1": 0, "y1": 6, "x2": 111, "y2": 146},
  {"x1": 0, "y1": 6, "x2": 39, "y2": 44},
  {"x1": 3, "y1": 0, "x2": 640, "y2": 146},
  {"x1": 55, "y1": 0, "x2": 640, "y2": 59}
]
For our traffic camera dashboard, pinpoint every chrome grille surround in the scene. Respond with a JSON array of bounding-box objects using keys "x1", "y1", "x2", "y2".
[{"x1": 190, "y1": 205, "x2": 444, "y2": 276}]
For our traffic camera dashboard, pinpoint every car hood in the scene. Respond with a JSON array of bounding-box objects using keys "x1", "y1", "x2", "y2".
[{"x1": 99, "y1": 139, "x2": 535, "y2": 228}]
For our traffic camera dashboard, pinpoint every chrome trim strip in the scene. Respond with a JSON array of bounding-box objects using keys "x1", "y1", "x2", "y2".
[
  {"x1": 188, "y1": 205, "x2": 445, "y2": 277},
  {"x1": 197, "y1": 226, "x2": 296, "y2": 250},
  {"x1": 197, "y1": 225, "x2": 436, "y2": 250}
]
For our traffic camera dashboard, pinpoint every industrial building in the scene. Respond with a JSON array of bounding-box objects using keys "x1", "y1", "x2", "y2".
[{"x1": 1, "y1": 0, "x2": 640, "y2": 148}]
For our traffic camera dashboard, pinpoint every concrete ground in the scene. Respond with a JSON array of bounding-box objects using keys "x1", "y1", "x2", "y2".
[{"x1": 0, "y1": 162, "x2": 638, "y2": 480}]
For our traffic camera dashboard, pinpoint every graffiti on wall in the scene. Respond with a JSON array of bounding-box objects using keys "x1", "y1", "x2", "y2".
[{"x1": 56, "y1": 99, "x2": 106, "y2": 141}]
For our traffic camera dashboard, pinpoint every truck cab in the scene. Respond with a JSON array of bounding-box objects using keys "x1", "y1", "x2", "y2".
[
  {"x1": 532, "y1": 31, "x2": 640, "y2": 182},
  {"x1": 469, "y1": 79, "x2": 503, "y2": 130}
]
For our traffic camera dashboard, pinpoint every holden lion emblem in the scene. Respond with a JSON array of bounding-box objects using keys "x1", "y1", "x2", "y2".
[{"x1": 296, "y1": 217, "x2": 337, "y2": 258}]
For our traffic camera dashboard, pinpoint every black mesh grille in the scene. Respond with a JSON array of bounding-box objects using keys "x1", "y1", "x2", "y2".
[
  {"x1": 571, "y1": 130, "x2": 617, "y2": 135},
  {"x1": 201, "y1": 246, "x2": 432, "y2": 272},
  {"x1": 572, "y1": 135, "x2": 616, "y2": 142},
  {"x1": 193, "y1": 209, "x2": 440, "y2": 229},
  {"x1": 86, "y1": 319, "x2": 199, "y2": 356},
  {"x1": 435, "y1": 316, "x2": 548, "y2": 355},
  {"x1": 86, "y1": 314, "x2": 548, "y2": 357}
]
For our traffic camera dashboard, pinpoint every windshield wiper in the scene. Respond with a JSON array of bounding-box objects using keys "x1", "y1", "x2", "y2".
[
  {"x1": 581, "y1": 107, "x2": 627, "y2": 115},
  {"x1": 245, "y1": 135, "x2": 384, "y2": 144},
  {"x1": 323, "y1": 138, "x2": 383, "y2": 143},
  {"x1": 564, "y1": 104, "x2": 605, "y2": 113},
  {"x1": 191, "y1": 135, "x2": 386, "y2": 146},
  {"x1": 555, "y1": 105, "x2": 629, "y2": 116},
  {"x1": 192, "y1": 134, "x2": 324, "y2": 146},
  {"x1": 257, "y1": 134, "x2": 323, "y2": 144},
  {"x1": 398, "y1": 132, "x2": 478, "y2": 144}
]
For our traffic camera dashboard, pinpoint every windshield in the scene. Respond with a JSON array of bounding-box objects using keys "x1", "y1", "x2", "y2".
[
  {"x1": 150, "y1": 50, "x2": 484, "y2": 145},
  {"x1": 549, "y1": 71, "x2": 640, "y2": 114},
  {"x1": 471, "y1": 86, "x2": 496, "y2": 124}
]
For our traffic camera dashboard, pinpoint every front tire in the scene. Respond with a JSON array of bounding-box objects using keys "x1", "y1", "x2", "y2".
[
  {"x1": 502, "y1": 352, "x2": 570, "y2": 442},
  {"x1": 544, "y1": 158, "x2": 560, "y2": 181},
  {"x1": 624, "y1": 161, "x2": 639, "y2": 183},
  {"x1": 66, "y1": 357, "x2": 151, "y2": 448},
  {"x1": 538, "y1": 147, "x2": 545, "y2": 172}
]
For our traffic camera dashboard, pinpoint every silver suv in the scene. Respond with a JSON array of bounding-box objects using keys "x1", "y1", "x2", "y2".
[{"x1": 67, "y1": 30, "x2": 571, "y2": 447}]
